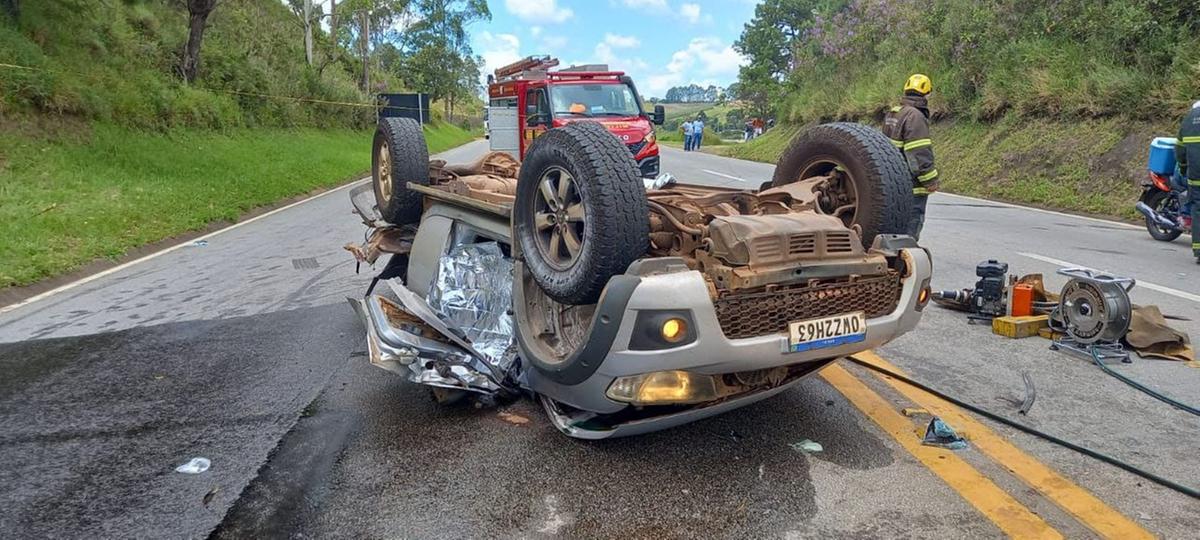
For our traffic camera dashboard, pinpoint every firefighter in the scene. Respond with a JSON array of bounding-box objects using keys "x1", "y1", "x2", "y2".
[
  {"x1": 882, "y1": 73, "x2": 938, "y2": 240},
  {"x1": 1174, "y1": 100, "x2": 1200, "y2": 263}
]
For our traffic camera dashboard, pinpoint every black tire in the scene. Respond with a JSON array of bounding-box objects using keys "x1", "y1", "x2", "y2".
[
  {"x1": 1142, "y1": 190, "x2": 1183, "y2": 242},
  {"x1": 771, "y1": 122, "x2": 912, "y2": 247},
  {"x1": 372, "y1": 117, "x2": 429, "y2": 225},
  {"x1": 514, "y1": 122, "x2": 649, "y2": 305}
]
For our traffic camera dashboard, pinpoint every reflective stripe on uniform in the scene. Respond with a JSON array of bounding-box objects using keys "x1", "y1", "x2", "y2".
[
  {"x1": 890, "y1": 106, "x2": 902, "y2": 113},
  {"x1": 903, "y1": 138, "x2": 932, "y2": 151},
  {"x1": 913, "y1": 187, "x2": 932, "y2": 195},
  {"x1": 889, "y1": 138, "x2": 904, "y2": 148},
  {"x1": 917, "y1": 169, "x2": 939, "y2": 182},
  {"x1": 1181, "y1": 136, "x2": 1200, "y2": 144},
  {"x1": 1189, "y1": 179, "x2": 1200, "y2": 186}
]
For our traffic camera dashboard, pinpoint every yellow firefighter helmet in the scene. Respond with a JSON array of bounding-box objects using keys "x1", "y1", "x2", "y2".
[{"x1": 904, "y1": 73, "x2": 932, "y2": 95}]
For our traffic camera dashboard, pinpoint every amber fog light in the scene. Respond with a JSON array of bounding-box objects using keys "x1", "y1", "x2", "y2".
[
  {"x1": 629, "y1": 310, "x2": 696, "y2": 350},
  {"x1": 606, "y1": 370, "x2": 719, "y2": 405}
]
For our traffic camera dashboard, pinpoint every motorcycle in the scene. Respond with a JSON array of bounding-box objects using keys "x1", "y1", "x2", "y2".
[
  {"x1": 1135, "y1": 171, "x2": 1191, "y2": 241},
  {"x1": 1135, "y1": 138, "x2": 1191, "y2": 242}
]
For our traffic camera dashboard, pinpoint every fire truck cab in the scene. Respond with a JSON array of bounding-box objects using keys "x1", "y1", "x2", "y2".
[{"x1": 486, "y1": 55, "x2": 665, "y2": 178}]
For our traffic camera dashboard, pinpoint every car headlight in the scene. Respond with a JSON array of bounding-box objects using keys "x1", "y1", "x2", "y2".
[
  {"x1": 606, "y1": 370, "x2": 720, "y2": 406},
  {"x1": 645, "y1": 130, "x2": 655, "y2": 144}
]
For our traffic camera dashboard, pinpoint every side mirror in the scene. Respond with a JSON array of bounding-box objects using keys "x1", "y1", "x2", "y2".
[{"x1": 651, "y1": 104, "x2": 665, "y2": 125}]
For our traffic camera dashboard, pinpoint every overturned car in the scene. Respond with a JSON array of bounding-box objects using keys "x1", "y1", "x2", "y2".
[{"x1": 346, "y1": 118, "x2": 932, "y2": 439}]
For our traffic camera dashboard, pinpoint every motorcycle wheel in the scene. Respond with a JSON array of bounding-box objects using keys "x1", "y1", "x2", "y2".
[{"x1": 1142, "y1": 190, "x2": 1183, "y2": 242}]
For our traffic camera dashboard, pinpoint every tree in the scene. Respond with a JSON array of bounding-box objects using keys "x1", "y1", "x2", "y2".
[
  {"x1": 1, "y1": 0, "x2": 17, "y2": 19},
  {"x1": 734, "y1": 0, "x2": 828, "y2": 116},
  {"x1": 180, "y1": 0, "x2": 219, "y2": 83},
  {"x1": 403, "y1": 0, "x2": 490, "y2": 118}
]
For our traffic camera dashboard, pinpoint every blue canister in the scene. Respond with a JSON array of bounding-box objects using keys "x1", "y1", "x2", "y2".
[{"x1": 1148, "y1": 137, "x2": 1178, "y2": 176}]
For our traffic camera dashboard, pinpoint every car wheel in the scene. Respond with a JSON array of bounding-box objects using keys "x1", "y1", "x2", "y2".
[
  {"x1": 372, "y1": 117, "x2": 428, "y2": 225},
  {"x1": 514, "y1": 121, "x2": 649, "y2": 305},
  {"x1": 770, "y1": 122, "x2": 912, "y2": 248}
]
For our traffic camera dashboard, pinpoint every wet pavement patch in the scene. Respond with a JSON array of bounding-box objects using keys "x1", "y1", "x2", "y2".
[{"x1": 0, "y1": 303, "x2": 359, "y2": 538}]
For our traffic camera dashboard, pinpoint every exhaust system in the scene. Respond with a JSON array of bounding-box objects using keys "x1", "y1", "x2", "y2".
[{"x1": 1135, "y1": 201, "x2": 1180, "y2": 231}]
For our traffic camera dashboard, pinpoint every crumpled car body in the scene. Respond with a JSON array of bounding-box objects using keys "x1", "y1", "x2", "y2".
[{"x1": 346, "y1": 170, "x2": 933, "y2": 438}]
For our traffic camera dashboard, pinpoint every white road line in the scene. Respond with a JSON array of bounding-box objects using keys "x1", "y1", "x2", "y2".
[
  {"x1": 702, "y1": 169, "x2": 747, "y2": 182},
  {"x1": 0, "y1": 178, "x2": 368, "y2": 315},
  {"x1": 1018, "y1": 252, "x2": 1200, "y2": 303},
  {"x1": 937, "y1": 192, "x2": 1142, "y2": 230}
]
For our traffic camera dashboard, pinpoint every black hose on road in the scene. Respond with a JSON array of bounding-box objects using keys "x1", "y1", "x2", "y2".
[
  {"x1": 844, "y1": 355, "x2": 1200, "y2": 500},
  {"x1": 1088, "y1": 346, "x2": 1200, "y2": 417}
]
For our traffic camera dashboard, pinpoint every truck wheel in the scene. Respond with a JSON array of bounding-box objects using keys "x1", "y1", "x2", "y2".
[
  {"x1": 771, "y1": 122, "x2": 912, "y2": 247},
  {"x1": 1141, "y1": 190, "x2": 1183, "y2": 241},
  {"x1": 514, "y1": 122, "x2": 649, "y2": 305},
  {"x1": 372, "y1": 117, "x2": 428, "y2": 225}
]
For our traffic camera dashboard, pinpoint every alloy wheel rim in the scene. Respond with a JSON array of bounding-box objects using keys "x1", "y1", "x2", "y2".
[{"x1": 532, "y1": 166, "x2": 585, "y2": 270}]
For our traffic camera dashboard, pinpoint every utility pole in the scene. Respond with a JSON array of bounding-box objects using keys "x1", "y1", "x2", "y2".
[
  {"x1": 303, "y1": 0, "x2": 313, "y2": 66},
  {"x1": 359, "y1": 10, "x2": 370, "y2": 91}
]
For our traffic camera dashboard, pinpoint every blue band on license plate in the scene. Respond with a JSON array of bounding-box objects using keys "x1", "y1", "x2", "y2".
[{"x1": 790, "y1": 332, "x2": 866, "y2": 353}]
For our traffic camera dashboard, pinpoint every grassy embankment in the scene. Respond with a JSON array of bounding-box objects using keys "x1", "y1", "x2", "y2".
[
  {"x1": 719, "y1": 0, "x2": 1197, "y2": 220},
  {"x1": 0, "y1": 1, "x2": 477, "y2": 289},
  {"x1": 0, "y1": 122, "x2": 474, "y2": 289}
]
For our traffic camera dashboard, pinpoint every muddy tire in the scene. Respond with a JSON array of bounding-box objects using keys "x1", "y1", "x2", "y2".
[
  {"x1": 1141, "y1": 190, "x2": 1183, "y2": 242},
  {"x1": 514, "y1": 122, "x2": 649, "y2": 305},
  {"x1": 372, "y1": 117, "x2": 428, "y2": 225},
  {"x1": 771, "y1": 122, "x2": 912, "y2": 247}
]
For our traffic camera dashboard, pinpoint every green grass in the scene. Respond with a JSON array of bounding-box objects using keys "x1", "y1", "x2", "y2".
[
  {"x1": 0, "y1": 121, "x2": 475, "y2": 288},
  {"x1": 716, "y1": 117, "x2": 1164, "y2": 220}
]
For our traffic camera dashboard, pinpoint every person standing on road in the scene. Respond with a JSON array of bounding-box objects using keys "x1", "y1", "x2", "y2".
[
  {"x1": 881, "y1": 73, "x2": 939, "y2": 240},
  {"x1": 682, "y1": 119, "x2": 695, "y2": 151},
  {"x1": 693, "y1": 116, "x2": 705, "y2": 150},
  {"x1": 1174, "y1": 100, "x2": 1200, "y2": 263}
]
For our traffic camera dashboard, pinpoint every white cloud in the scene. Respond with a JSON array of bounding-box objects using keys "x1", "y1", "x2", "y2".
[
  {"x1": 476, "y1": 31, "x2": 522, "y2": 87},
  {"x1": 679, "y1": 3, "x2": 701, "y2": 23},
  {"x1": 505, "y1": 0, "x2": 573, "y2": 24},
  {"x1": 530, "y1": 26, "x2": 542, "y2": 37},
  {"x1": 618, "y1": 0, "x2": 668, "y2": 12},
  {"x1": 542, "y1": 35, "x2": 569, "y2": 50},
  {"x1": 603, "y1": 33, "x2": 641, "y2": 49},
  {"x1": 644, "y1": 37, "x2": 746, "y2": 97}
]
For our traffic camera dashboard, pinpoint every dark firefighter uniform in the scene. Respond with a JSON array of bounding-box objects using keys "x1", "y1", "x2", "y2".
[
  {"x1": 882, "y1": 93, "x2": 938, "y2": 240},
  {"x1": 1174, "y1": 104, "x2": 1200, "y2": 262}
]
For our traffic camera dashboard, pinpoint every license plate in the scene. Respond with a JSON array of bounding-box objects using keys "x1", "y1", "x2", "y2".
[{"x1": 788, "y1": 312, "x2": 866, "y2": 353}]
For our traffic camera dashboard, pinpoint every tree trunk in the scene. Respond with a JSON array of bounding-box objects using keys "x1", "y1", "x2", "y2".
[
  {"x1": 328, "y1": 0, "x2": 336, "y2": 44},
  {"x1": 182, "y1": 0, "x2": 217, "y2": 84},
  {"x1": 303, "y1": 0, "x2": 313, "y2": 66},
  {"x1": 359, "y1": 10, "x2": 369, "y2": 92}
]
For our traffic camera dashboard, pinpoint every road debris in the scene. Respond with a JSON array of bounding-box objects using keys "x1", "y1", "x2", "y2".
[
  {"x1": 921, "y1": 417, "x2": 967, "y2": 450},
  {"x1": 203, "y1": 487, "x2": 219, "y2": 506},
  {"x1": 498, "y1": 411, "x2": 530, "y2": 425},
  {"x1": 790, "y1": 439, "x2": 823, "y2": 453},
  {"x1": 901, "y1": 407, "x2": 928, "y2": 417},
  {"x1": 189, "y1": 240, "x2": 208, "y2": 247},
  {"x1": 175, "y1": 457, "x2": 211, "y2": 474}
]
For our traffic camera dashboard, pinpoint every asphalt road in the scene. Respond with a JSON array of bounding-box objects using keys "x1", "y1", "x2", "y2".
[{"x1": 2, "y1": 139, "x2": 1199, "y2": 538}]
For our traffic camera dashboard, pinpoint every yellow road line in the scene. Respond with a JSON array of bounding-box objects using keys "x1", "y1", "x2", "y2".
[
  {"x1": 852, "y1": 351, "x2": 1153, "y2": 540},
  {"x1": 820, "y1": 364, "x2": 1063, "y2": 539}
]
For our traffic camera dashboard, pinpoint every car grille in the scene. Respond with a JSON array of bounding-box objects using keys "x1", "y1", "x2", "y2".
[
  {"x1": 628, "y1": 140, "x2": 647, "y2": 155},
  {"x1": 713, "y1": 272, "x2": 901, "y2": 339}
]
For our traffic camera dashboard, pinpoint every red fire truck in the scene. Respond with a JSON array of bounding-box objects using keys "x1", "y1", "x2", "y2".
[{"x1": 486, "y1": 56, "x2": 665, "y2": 178}]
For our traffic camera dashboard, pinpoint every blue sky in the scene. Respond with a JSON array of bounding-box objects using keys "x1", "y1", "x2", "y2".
[{"x1": 471, "y1": 0, "x2": 758, "y2": 98}]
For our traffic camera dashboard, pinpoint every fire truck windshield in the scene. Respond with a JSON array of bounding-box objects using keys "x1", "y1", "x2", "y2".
[{"x1": 551, "y1": 83, "x2": 641, "y2": 117}]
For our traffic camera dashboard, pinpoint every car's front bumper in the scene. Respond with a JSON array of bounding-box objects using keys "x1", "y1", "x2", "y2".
[{"x1": 523, "y1": 246, "x2": 932, "y2": 430}]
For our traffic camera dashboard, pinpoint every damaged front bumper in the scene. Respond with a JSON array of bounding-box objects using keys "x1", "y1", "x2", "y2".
[{"x1": 348, "y1": 278, "x2": 511, "y2": 396}]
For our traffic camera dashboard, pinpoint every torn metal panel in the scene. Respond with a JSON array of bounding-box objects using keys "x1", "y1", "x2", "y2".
[
  {"x1": 344, "y1": 226, "x2": 416, "y2": 265},
  {"x1": 348, "y1": 294, "x2": 502, "y2": 394}
]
